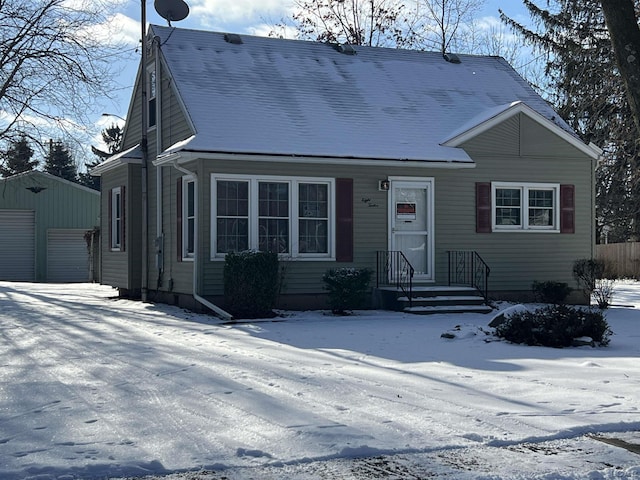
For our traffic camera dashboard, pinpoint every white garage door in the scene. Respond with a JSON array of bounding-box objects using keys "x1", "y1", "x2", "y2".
[
  {"x1": 0, "y1": 210, "x2": 35, "y2": 281},
  {"x1": 47, "y1": 229, "x2": 90, "y2": 283}
]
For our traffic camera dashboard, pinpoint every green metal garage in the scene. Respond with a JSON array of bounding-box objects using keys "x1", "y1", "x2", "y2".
[{"x1": 0, "y1": 171, "x2": 100, "y2": 282}]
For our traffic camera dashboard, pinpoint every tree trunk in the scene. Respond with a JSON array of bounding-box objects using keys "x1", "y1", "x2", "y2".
[{"x1": 600, "y1": 0, "x2": 640, "y2": 136}]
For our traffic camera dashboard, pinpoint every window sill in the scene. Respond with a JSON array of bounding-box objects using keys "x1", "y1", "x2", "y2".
[
  {"x1": 210, "y1": 255, "x2": 336, "y2": 262},
  {"x1": 492, "y1": 228, "x2": 560, "y2": 233}
]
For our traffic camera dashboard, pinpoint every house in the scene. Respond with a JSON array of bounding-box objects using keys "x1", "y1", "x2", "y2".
[
  {"x1": 0, "y1": 170, "x2": 100, "y2": 282},
  {"x1": 92, "y1": 25, "x2": 601, "y2": 317}
]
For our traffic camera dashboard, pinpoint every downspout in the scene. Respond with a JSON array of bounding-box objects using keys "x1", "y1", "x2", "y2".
[{"x1": 172, "y1": 160, "x2": 233, "y2": 320}]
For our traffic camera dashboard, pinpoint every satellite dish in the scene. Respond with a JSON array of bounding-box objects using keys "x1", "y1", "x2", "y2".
[{"x1": 154, "y1": 0, "x2": 189, "y2": 25}]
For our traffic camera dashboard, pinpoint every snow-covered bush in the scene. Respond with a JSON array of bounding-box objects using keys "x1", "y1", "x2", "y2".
[
  {"x1": 223, "y1": 251, "x2": 280, "y2": 319},
  {"x1": 322, "y1": 267, "x2": 372, "y2": 314},
  {"x1": 494, "y1": 304, "x2": 611, "y2": 347},
  {"x1": 531, "y1": 280, "x2": 572, "y2": 304}
]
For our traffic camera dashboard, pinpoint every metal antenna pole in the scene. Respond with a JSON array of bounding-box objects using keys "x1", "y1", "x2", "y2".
[{"x1": 140, "y1": 0, "x2": 149, "y2": 302}]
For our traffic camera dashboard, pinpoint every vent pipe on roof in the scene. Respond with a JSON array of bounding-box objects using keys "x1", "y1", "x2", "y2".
[
  {"x1": 443, "y1": 52, "x2": 461, "y2": 64},
  {"x1": 224, "y1": 33, "x2": 243, "y2": 44},
  {"x1": 335, "y1": 43, "x2": 356, "y2": 55}
]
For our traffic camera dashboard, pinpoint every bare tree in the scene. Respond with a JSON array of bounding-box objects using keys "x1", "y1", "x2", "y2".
[
  {"x1": 0, "y1": 0, "x2": 123, "y2": 147},
  {"x1": 277, "y1": 0, "x2": 489, "y2": 51},
  {"x1": 278, "y1": 0, "x2": 413, "y2": 47},
  {"x1": 415, "y1": 0, "x2": 484, "y2": 53}
]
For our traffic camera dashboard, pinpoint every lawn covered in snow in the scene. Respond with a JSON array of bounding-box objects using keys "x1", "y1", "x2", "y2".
[{"x1": 0, "y1": 280, "x2": 639, "y2": 479}]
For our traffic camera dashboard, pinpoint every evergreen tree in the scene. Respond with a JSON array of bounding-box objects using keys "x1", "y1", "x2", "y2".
[
  {"x1": 501, "y1": 0, "x2": 640, "y2": 242},
  {"x1": 79, "y1": 123, "x2": 123, "y2": 190},
  {"x1": 0, "y1": 136, "x2": 38, "y2": 177},
  {"x1": 43, "y1": 140, "x2": 77, "y2": 182}
]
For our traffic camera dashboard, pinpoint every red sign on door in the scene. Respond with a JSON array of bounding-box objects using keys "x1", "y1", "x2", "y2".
[{"x1": 396, "y1": 202, "x2": 416, "y2": 220}]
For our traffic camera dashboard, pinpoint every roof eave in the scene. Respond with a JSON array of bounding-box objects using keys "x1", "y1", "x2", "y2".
[
  {"x1": 154, "y1": 150, "x2": 477, "y2": 169},
  {"x1": 90, "y1": 144, "x2": 143, "y2": 176}
]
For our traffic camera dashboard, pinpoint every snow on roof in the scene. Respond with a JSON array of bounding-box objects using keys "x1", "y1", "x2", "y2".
[
  {"x1": 151, "y1": 25, "x2": 574, "y2": 163},
  {"x1": 90, "y1": 144, "x2": 142, "y2": 176},
  {"x1": 2, "y1": 170, "x2": 100, "y2": 194}
]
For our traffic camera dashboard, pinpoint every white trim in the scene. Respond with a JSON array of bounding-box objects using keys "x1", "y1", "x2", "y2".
[
  {"x1": 387, "y1": 177, "x2": 435, "y2": 282},
  {"x1": 147, "y1": 65, "x2": 158, "y2": 130},
  {"x1": 441, "y1": 101, "x2": 602, "y2": 161},
  {"x1": 492, "y1": 182, "x2": 560, "y2": 232},
  {"x1": 210, "y1": 173, "x2": 335, "y2": 260}
]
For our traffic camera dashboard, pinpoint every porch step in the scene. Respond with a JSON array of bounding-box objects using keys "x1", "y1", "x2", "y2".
[{"x1": 376, "y1": 286, "x2": 493, "y2": 315}]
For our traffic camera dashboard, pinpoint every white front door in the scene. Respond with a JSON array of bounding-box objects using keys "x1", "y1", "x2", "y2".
[{"x1": 389, "y1": 179, "x2": 434, "y2": 281}]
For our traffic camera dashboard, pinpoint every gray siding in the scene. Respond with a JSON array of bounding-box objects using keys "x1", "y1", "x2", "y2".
[
  {"x1": 199, "y1": 123, "x2": 593, "y2": 299},
  {"x1": 121, "y1": 46, "x2": 595, "y2": 304},
  {"x1": 451, "y1": 118, "x2": 595, "y2": 293},
  {"x1": 147, "y1": 161, "x2": 195, "y2": 296},
  {"x1": 146, "y1": 125, "x2": 594, "y2": 301},
  {"x1": 116, "y1": 46, "x2": 196, "y2": 296},
  {"x1": 159, "y1": 73, "x2": 193, "y2": 151},
  {"x1": 100, "y1": 165, "x2": 142, "y2": 291}
]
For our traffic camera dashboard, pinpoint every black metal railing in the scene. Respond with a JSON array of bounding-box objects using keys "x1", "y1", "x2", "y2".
[
  {"x1": 448, "y1": 250, "x2": 490, "y2": 302},
  {"x1": 377, "y1": 251, "x2": 415, "y2": 307}
]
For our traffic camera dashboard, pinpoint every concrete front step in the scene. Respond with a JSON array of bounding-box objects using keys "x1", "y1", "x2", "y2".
[
  {"x1": 376, "y1": 285, "x2": 492, "y2": 314},
  {"x1": 398, "y1": 295, "x2": 487, "y2": 306},
  {"x1": 403, "y1": 304, "x2": 494, "y2": 315}
]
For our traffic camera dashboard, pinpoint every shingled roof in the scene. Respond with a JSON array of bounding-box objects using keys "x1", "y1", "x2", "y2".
[{"x1": 151, "y1": 25, "x2": 578, "y2": 164}]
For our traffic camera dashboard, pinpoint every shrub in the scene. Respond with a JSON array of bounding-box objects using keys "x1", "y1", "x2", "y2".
[
  {"x1": 223, "y1": 251, "x2": 280, "y2": 319},
  {"x1": 494, "y1": 304, "x2": 612, "y2": 347},
  {"x1": 572, "y1": 258, "x2": 617, "y2": 308},
  {"x1": 593, "y1": 278, "x2": 615, "y2": 309},
  {"x1": 573, "y1": 258, "x2": 605, "y2": 295},
  {"x1": 323, "y1": 267, "x2": 372, "y2": 314},
  {"x1": 531, "y1": 280, "x2": 571, "y2": 304}
]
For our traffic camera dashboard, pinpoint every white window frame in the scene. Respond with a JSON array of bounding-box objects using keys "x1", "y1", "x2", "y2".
[
  {"x1": 147, "y1": 66, "x2": 157, "y2": 129},
  {"x1": 110, "y1": 186, "x2": 122, "y2": 250},
  {"x1": 211, "y1": 174, "x2": 335, "y2": 260},
  {"x1": 492, "y1": 182, "x2": 560, "y2": 232},
  {"x1": 182, "y1": 176, "x2": 196, "y2": 261}
]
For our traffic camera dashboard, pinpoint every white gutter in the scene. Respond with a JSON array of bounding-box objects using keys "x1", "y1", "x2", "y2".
[
  {"x1": 154, "y1": 150, "x2": 477, "y2": 169},
  {"x1": 171, "y1": 160, "x2": 233, "y2": 321}
]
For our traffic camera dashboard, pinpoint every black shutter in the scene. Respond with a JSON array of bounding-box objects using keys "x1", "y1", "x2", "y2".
[
  {"x1": 476, "y1": 182, "x2": 491, "y2": 233},
  {"x1": 335, "y1": 178, "x2": 353, "y2": 262},
  {"x1": 560, "y1": 184, "x2": 575, "y2": 234}
]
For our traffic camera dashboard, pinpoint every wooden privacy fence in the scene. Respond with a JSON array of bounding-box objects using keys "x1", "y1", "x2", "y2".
[{"x1": 595, "y1": 242, "x2": 640, "y2": 279}]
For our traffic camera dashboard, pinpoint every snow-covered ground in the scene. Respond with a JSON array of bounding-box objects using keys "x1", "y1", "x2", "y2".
[{"x1": 0, "y1": 281, "x2": 639, "y2": 480}]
